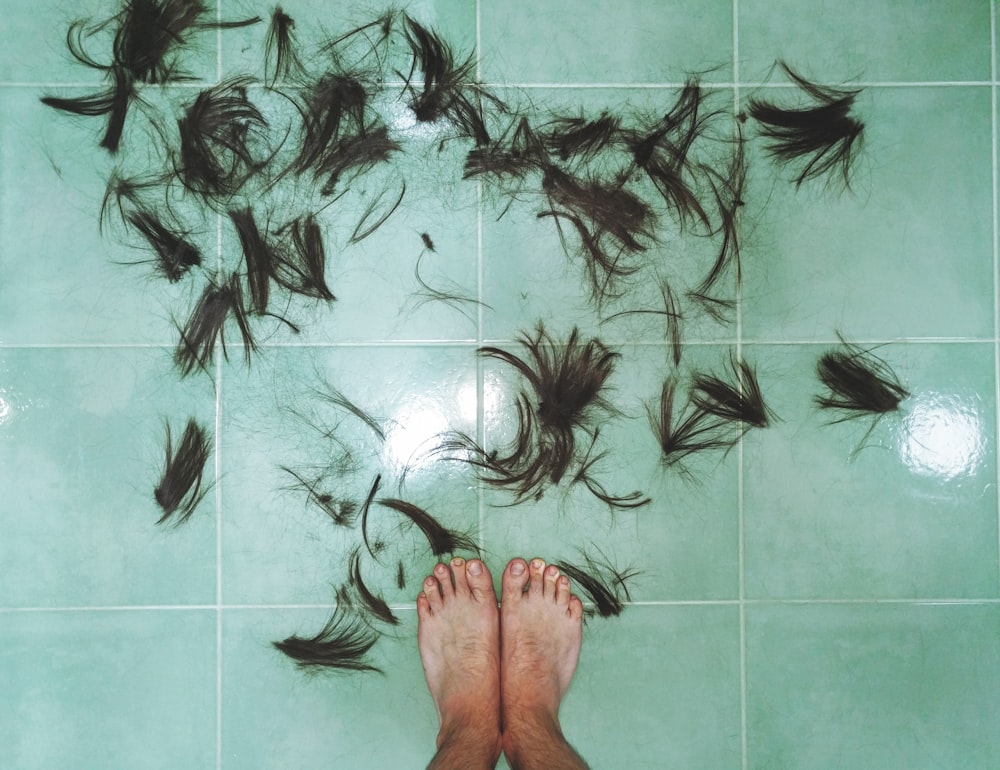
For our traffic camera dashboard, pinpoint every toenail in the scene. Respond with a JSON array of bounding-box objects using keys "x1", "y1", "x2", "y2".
[
  {"x1": 468, "y1": 560, "x2": 483, "y2": 575},
  {"x1": 559, "y1": 576, "x2": 569, "y2": 586},
  {"x1": 511, "y1": 561, "x2": 525, "y2": 575},
  {"x1": 425, "y1": 577, "x2": 436, "y2": 587},
  {"x1": 436, "y1": 564, "x2": 448, "y2": 575},
  {"x1": 545, "y1": 565, "x2": 559, "y2": 578},
  {"x1": 530, "y1": 559, "x2": 544, "y2": 569},
  {"x1": 451, "y1": 557, "x2": 464, "y2": 567}
]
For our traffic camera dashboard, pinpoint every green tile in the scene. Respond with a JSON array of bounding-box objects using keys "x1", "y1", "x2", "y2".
[
  {"x1": 0, "y1": 348, "x2": 217, "y2": 607},
  {"x1": 743, "y1": 342, "x2": 999, "y2": 600},
  {"x1": 480, "y1": 344, "x2": 739, "y2": 601},
  {"x1": 0, "y1": 609, "x2": 216, "y2": 769},
  {"x1": 222, "y1": 607, "x2": 437, "y2": 769},
  {"x1": 1, "y1": 87, "x2": 216, "y2": 345},
  {"x1": 1, "y1": 0, "x2": 220, "y2": 83},
  {"x1": 746, "y1": 603, "x2": 1000, "y2": 770},
  {"x1": 220, "y1": 344, "x2": 480, "y2": 605},
  {"x1": 741, "y1": 86, "x2": 993, "y2": 342},
  {"x1": 739, "y1": 0, "x2": 991, "y2": 83},
  {"x1": 480, "y1": 87, "x2": 739, "y2": 346},
  {"x1": 563, "y1": 605, "x2": 742, "y2": 769},
  {"x1": 480, "y1": 0, "x2": 733, "y2": 84}
]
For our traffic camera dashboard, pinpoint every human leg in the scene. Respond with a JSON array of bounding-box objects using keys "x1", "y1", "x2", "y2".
[
  {"x1": 500, "y1": 558, "x2": 589, "y2": 770},
  {"x1": 417, "y1": 557, "x2": 502, "y2": 770}
]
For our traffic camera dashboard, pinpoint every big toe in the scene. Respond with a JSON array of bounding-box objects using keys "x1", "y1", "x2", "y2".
[
  {"x1": 502, "y1": 558, "x2": 529, "y2": 602},
  {"x1": 464, "y1": 559, "x2": 496, "y2": 604}
]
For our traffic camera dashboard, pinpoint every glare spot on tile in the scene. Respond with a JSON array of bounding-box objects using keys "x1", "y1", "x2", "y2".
[
  {"x1": 383, "y1": 399, "x2": 450, "y2": 471},
  {"x1": 899, "y1": 393, "x2": 985, "y2": 480},
  {"x1": 0, "y1": 394, "x2": 10, "y2": 425}
]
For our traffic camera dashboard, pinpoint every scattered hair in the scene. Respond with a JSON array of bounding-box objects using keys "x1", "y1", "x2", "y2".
[
  {"x1": 348, "y1": 548, "x2": 399, "y2": 625},
  {"x1": 273, "y1": 604, "x2": 381, "y2": 672},
  {"x1": 376, "y1": 498, "x2": 479, "y2": 556},
  {"x1": 123, "y1": 204, "x2": 202, "y2": 281},
  {"x1": 153, "y1": 418, "x2": 212, "y2": 525},
  {"x1": 539, "y1": 111, "x2": 621, "y2": 163},
  {"x1": 554, "y1": 549, "x2": 638, "y2": 618},
  {"x1": 648, "y1": 377, "x2": 741, "y2": 471},
  {"x1": 173, "y1": 273, "x2": 256, "y2": 377},
  {"x1": 747, "y1": 61, "x2": 864, "y2": 188},
  {"x1": 349, "y1": 182, "x2": 407, "y2": 244},
  {"x1": 572, "y1": 430, "x2": 651, "y2": 511},
  {"x1": 359, "y1": 474, "x2": 383, "y2": 560},
  {"x1": 396, "y1": 561, "x2": 406, "y2": 589},
  {"x1": 273, "y1": 214, "x2": 337, "y2": 301},
  {"x1": 264, "y1": 6, "x2": 305, "y2": 85},
  {"x1": 312, "y1": 383, "x2": 385, "y2": 442},
  {"x1": 280, "y1": 466, "x2": 358, "y2": 526}
]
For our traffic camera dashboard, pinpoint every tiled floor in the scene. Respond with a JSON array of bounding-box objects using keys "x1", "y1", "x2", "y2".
[{"x1": 2, "y1": 1, "x2": 999, "y2": 769}]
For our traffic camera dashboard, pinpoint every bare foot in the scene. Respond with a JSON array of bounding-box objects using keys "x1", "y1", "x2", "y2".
[
  {"x1": 500, "y1": 557, "x2": 584, "y2": 729},
  {"x1": 417, "y1": 557, "x2": 501, "y2": 760}
]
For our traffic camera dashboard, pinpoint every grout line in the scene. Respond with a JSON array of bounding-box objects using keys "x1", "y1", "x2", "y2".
[
  {"x1": 4, "y1": 337, "x2": 993, "y2": 352},
  {"x1": 992, "y1": 0, "x2": 1000, "y2": 599},
  {"x1": 4, "y1": 597, "x2": 999, "y2": 613},
  {"x1": 477, "y1": 179, "x2": 487, "y2": 551},
  {"x1": 732, "y1": 2, "x2": 749, "y2": 767}
]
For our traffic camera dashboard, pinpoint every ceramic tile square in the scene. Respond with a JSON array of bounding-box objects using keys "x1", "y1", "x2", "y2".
[
  {"x1": 563, "y1": 605, "x2": 742, "y2": 769},
  {"x1": 0, "y1": 0, "x2": 220, "y2": 83},
  {"x1": 1, "y1": 87, "x2": 216, "y2": 346},
  {"x1": 743, "y1": 342, "x2": 999, "y2": 600},
  {"x1": 479, "y1": 86, "x2": 739, "y2": 346},
  {"x1": 222, "y1": 607, "x2": 437, "y2": 770},
  {"x1": 739, "y1": 0, "x2": 991, "y2": 84},
  {"x1": 220, "y1": 344, "x2": 480, "y2": 605},
  {"x1": 480, "y1": 344, "x2": 739, "y2": 601},
  {"x1": 741, "y1": 86, "x2": 994, "y2": 342},
  {"x1": 0, "y1": 609, "x2": 216, "y2": 770},
  {"x1": 480, "y1": 0, "x2": 733, "y2": 84},
  {"x1": 0, "y1": 347, "x2": 217, "y2": 608},
  {"x1": 745, "y1": 603, "x2": 1000, "y2": 770}
]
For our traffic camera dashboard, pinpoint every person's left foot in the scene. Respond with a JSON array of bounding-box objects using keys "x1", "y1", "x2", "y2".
[{"x1": 417, "y1": 557, "x2": 501, "y2": 751}]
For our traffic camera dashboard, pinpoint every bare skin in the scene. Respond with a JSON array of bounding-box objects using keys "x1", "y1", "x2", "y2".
[
  {"x1": 417, "y1": 556, "x2": 588, "y2": 770},
  {"x1": 418, "y1": 557, "x2": 502, "y2": 770}
]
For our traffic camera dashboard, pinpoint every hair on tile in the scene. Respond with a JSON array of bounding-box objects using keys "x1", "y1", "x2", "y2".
[
  {"x1": 273, "y1": 604, "x2": 381, "y2": 672},
  {"x1": 691, "y1": 352, "x2": 774, "y2": 430},
  {"x1": 280, "y1": 466, "x2": 358, "y2": 526},
  {"x1": 554, "y1": 549, "x2": 638, "y2": 618},
  {"x1": 312, "y1": 382, "x2": 385, "y2": 442},
  {"x1": 264, "y1": 6, "x2": 305, "y2": 85},
  {"x1": 122, "y1": 204, "x2": 202, "y2": 281},
  {"x1": 648, "y1": 377, "x2": 740, "y2": 471},
  {"x1": 154, "y1": 417, "x2": 212, "y2": 525},
  {"x1": 572, "y1": 430, "x2": 651, "y2": 511},
  {"x1": 177, "y1": 78, "x2": 270, "y2": 199},
  {"x1": 747, "y1": 61, "x2": 864, "y2": 188},
  {"x1": 695, "y1": 124, "x2": 747, "y2": 295},
  {"x1": 40, "y1": 65, "x2": 136, "y2": 152},
  {"x1": 173, "y1": 273, "x2": 256, "y2": 377},
  {"x1": 349, "y1": 182, "x2": 407, "y2": 244},
  {"x1": 601, "y1": 279, "x2": 684, "y2": 365},
  {"x1": 814, "y1": 335, "x2": 909, "y2": 421},
  {"x1": 539, "y1": 110, "x2": 622, "y2": 163},
  {"x1": 376, "y1": 498, "x2": 479, "y2": 556},
  {"x1": 396, "y1": 561, "x2": 407, "y2": 589},
  {"x1": 360, "y1": 474, "x2": 383, "y2": 560},
  {"x1": 348, "y1": 548, "x2": 399, "y2": 625}
]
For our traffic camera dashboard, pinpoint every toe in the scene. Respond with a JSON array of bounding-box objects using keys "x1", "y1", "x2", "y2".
[
  {"x1": 424, "y1": 575, "x2": 443, "y2": 612},
  {"x1": 555, "y1": 575, "x2": 571, "y2": 608},
  {"x1": 502, "y1": 558, "x2": 529, "y2": 602},
  {"x1": 416, "y1": 591, "x2": 432, "y2": 619},
  {"x1": 527, "y1": 558, "x2": 546, "y2": 597},
  {"x1": 465, "y1": 559, "x2": 495, "y2": 604},
  {"x1": 543, "y1": 564, "x2": 560, "y2": 600},
  {"x1": 450, "y1": 557, "x2": 469, "y2": 597},
  {"x1": 568, "y1": 595, "x2": 584, "y2": 621},
  {"x1": 434, "y1": 562, "x2": 455, "y2": 599}
]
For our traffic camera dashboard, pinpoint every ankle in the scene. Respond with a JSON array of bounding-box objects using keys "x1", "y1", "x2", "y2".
[
  {"x1": 501, "y1": 705, "x2": 563, "y2": 756},
  {"x1": 437, "y1": 711, "x2": 502, "y2": 758}
]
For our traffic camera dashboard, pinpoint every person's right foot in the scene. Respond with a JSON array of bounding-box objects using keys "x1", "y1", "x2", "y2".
[{"x1": 500, "y1": 557, "x2": 584, "y2": 725}]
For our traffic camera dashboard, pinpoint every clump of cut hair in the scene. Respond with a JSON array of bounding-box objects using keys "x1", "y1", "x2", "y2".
[
  {"x1": 648, "y1": 378, "x2": 740, "y2": 472},
  {"x1": 695, "y1": 124, "x2": 747, "y2": 296},
  {"x1": 554, "y1": 549, "x2": 638, "y2": 618},
  {"x1": 539, "y1": 111, "x2": 621, "y2": 163},
  {"x1": 348, "y1": 548, "x2": 399, "y2": 625},
  {"x1": 399, "y1": 14, "x2": 503, "y2": 146},
  {"x1": 436, "y1": 325, "x2": 620, "y2": 504},
  {"x1": 273, "y1": 605, "x2": 381, "y2": 672},
  {"x1": 264, "y1": 6, "x2": 305, "y2": 85},
  {"x1": 173, "y1": 273, "x2": 256, "y2": 377},
  {"x1": 154, "y1": 418, "x2": 212, "y2": 525},
  {"x1": 463, "y1": 115, "x2": 549, "y2": 184},
  {"x1": 691, "y1": 353, "x2": 774, "y2": 430},
  {"x1": 272, "y1": 214, "x2": 337, "y2": 301},
  {"x1": 176, "y1": 78, "x2": 270, "y2": 199},
  {"x1": 747, "y1": 61, "x2": 864, "y2": 188},
  {"x1": 376, "y1": 498, "x2": 479, "y2": 557},
  {"x1": 123, "y1": 204, "x2": 202, "y2": 281},
  {"x1": 815, "y1": 336, "x2": 909, "y2": 421}
]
